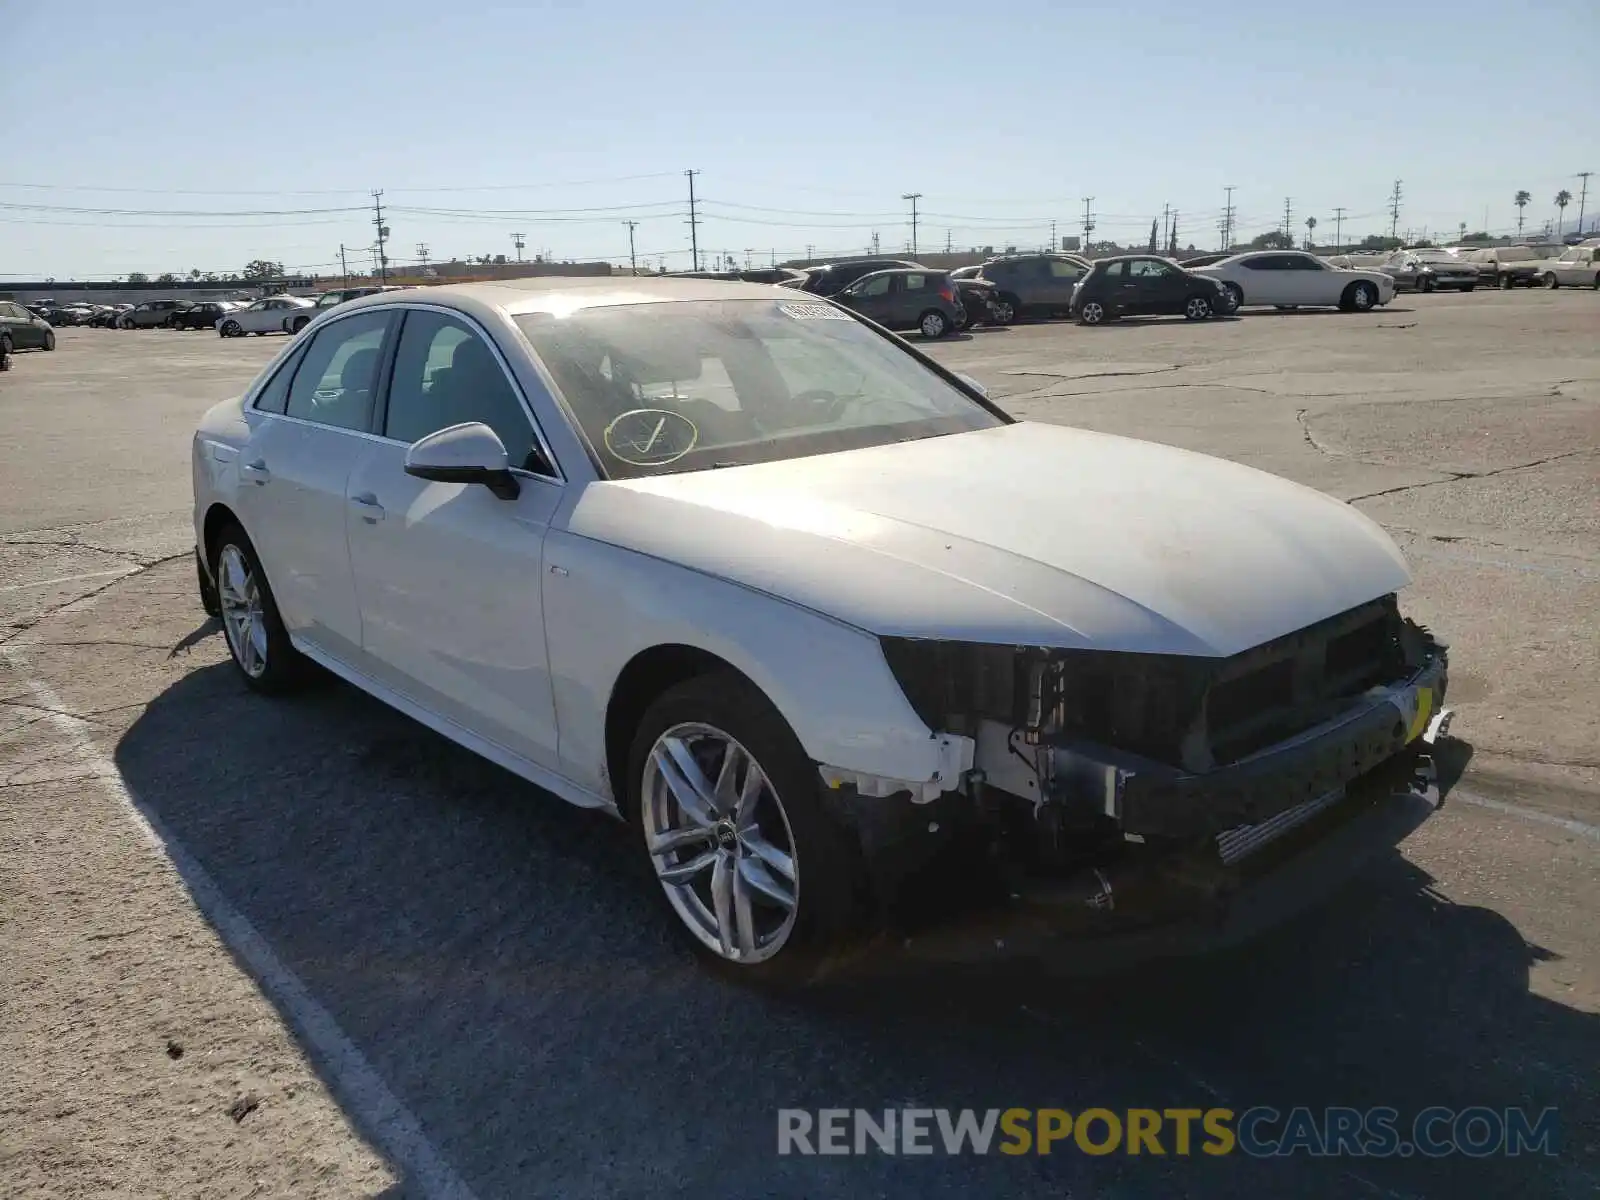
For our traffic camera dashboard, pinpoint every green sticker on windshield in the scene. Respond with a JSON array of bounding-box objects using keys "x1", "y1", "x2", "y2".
[{"x1": 779, "y1": 303, "x2": 851, "y2": 321}]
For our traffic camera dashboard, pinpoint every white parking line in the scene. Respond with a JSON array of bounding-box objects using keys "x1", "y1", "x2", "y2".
[
  {"x1": 0, "y1": 567, "x2": 138, "y2": 593},
  {"x1": 0, "y1": 650, "x2": 480, "y2": 1200},
  {"x1": 1452, "y1": 787, "x2": 1600, "y2": 841}
]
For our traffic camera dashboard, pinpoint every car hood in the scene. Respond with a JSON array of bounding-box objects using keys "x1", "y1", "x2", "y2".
[{"x1": 565, "y1": 422, "x2": 1412, "y2": 658}]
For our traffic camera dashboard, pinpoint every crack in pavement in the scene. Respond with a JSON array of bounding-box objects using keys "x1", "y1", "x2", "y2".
[
  {"x1": 0, "y1": 551, "x2": 190, "y2": 647},
  {"x1": 1385, "y1": 527, "x2": 1598, "y2": 563},
  {"x1": 1346, "y1": 449, "x2": 1594, "y2": 503}
]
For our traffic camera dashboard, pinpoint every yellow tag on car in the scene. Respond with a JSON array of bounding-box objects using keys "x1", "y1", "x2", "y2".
[{"x1": 1407, "y1": 687, "x2": 1434, "y2": 742}]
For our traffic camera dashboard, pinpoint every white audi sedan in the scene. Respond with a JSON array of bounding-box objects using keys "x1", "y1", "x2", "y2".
[
  {"x1": 217, "y1": 294, "x2": 314, "y2": 337},
  {"x1": 1192, "y1": 250, "x2": 1394, "y2": 312},
  {"x1": 192, "y1": 278, "x2": 1448, "y2": 982}
]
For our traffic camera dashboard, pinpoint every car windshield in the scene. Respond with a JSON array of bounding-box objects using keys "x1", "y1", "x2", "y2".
[
  {"x1": 1411, "y1": 251, "x2": 1459, "y2": 263},
  {"x1": 515, "y1": 299, "x2": 1004, "y2": 479},
  {"x1": 1498, "y1": 247, "x2": 1537, "y2": 262}
]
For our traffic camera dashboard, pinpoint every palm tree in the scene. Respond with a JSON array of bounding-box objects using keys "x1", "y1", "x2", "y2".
[
  {"x1": 1305, "y1": 215, "x2": 1318, "y2": 250},
  {"x1": 1555, "y1": 189, "x2": 1572, "y2": 237},
  {"x1": 1514, "y1": 190, "x2": 1531, "y2": 237}
]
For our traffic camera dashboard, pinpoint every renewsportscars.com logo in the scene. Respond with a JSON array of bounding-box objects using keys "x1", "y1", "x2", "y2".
[{"x1": 777, "y1": 1107, "x2": 1560, "y2": 1158}]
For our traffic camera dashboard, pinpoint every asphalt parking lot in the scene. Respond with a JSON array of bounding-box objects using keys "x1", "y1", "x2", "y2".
[{"x1": 2, "y1": 292, "x2": 1597, "y2": 1199}]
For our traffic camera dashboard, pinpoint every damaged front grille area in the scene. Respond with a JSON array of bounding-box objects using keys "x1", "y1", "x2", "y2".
[{"x1": 879, "y1": 595, "x2": 1414, "y2": 774}]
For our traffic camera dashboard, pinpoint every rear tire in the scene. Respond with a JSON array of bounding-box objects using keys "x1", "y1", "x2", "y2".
[
  {"x1": 1461, "y1": 284, "x2": 1475, "y2": 293},
  {"x1": 1222, "y1": 282, "x2": 1244, "y2": 311},
  {"x1": 43, "y1": 330, "x2": 56, "y2": 351},
  {"x1": 210, "y1": 523, "x2": 305, "y2": 694},
  {"x1": 0, "y1": 334, "x2": 11, "y2": 371},
  {"x1": 220, "y1": 319, "x2": 242, "y2": 337},
  {"x1": 625, "y1": 671, "x2": 868, "y2": 987},
  {"x1": 1498, "y1": 273, "x2": 1514, "y2": 290},
  {"x1": 1543, "y1": 273, "x2": 1559, "y2": 289},
  {"x1": 289, "y1": 315, "x2": 310, "y2": 334},
  {"x1": 1077, "y1": 299, "x2": 1107, "y2": 325},
  {"x1": 995, "y1": 293, "x2": 1020, "y2": 325},
  {"x1": 1419, "y1": 275, "x2": 1435, "y2": 293},
  {"x1": 918, "y1": 309, "x2": 949, "y2": 338}
]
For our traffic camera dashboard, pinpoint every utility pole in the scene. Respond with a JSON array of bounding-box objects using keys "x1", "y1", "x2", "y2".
[
  {"x1": 684, "y1": 169, "x2": 702, "y2": 271},
  {"x1": 338, "y1": 243, "x2": 349, "y2": 286},
  {"x1": 1081, "y1": 197, "x2": 1096, "y2": 250},
  {"x1": 1578, "y1": 171, "x2": 1594, "y2": 238},
  {"x1": 371, "y1": 190, "x2": 389, "y2": 283},
  {"x1": 805, "y1": 243, "x2": 814, "y2": 260},
  {"x1": 1282, "y1": 197, "x2": 1294, "y2": 241},
  {"x1": 1048, "y1": 220, "x2": 1056, "y2": 252},
  {"x1": 511, "y1": 232, "x2": 525, "y2": 262},
  {"x1": 902, "y1": 192, "x2": 922, "y2": 258},
  {"x1": 1223, "y1": 185, "x2": 1236, "y2": 250},
  {"x1": 1389, "y1": 179, "x2": 1403, "y2": 240},
  {"x1": 946, "y1": 229, "x2": 954, "y2": 254},
  {"x1": 1170, "y1": 210, "x2": 1179, "y2": 253},
  {"x1": 416, "y1": 243, "x2": 430, "y2": 270},
  {"x1": 1162, "y1": 203, "x2": 1171, "y2": 249},
  {"x1": 1333, "y1": 207, "x2": 1346, "y2": 251},
  {"x1": 871, "y1": 231, "x2": 880, "y2": 255},
  {"x1": 623, "y1": 220, "x2": 638, "y2": 275}
]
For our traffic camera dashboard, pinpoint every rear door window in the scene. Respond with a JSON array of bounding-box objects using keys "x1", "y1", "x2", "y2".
[{"x1": 283, "y1": 311, "x2": 391, "y2": 432}]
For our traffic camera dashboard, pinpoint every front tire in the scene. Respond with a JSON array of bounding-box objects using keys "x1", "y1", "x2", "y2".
[
  {"x1": 1343, "y1": 281, "x2": 1378, "y2": 312},
  {"x1": 1498, "y1": 273, "x2": 1513, "y2": 290},
  {"x1": 1543, "y1": 272, "x2": 1559, "y2": 289},
  {"x1": 627, "y1": 671, "x2": 866, "y2": 985},
  {"x1": 1183, "y1": 295, "x2": 1213, "y2": 320},
  {"x1": 210, "y1": 524, "x2": 305, "y2": 693},
  {"x1": 1418, "y1": 275, "x2": 1435, "y2": 293},
  {"x1": 1461, "y1": 284, "x2": 1475, "y2": 293}
]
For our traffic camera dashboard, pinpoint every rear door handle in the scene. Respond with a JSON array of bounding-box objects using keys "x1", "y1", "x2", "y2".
[
  {"x1": 350, "y1": 492, "x2": 386, "y2": 523},
  {"x1": 241, "y1": 458, "x2": 271, "y2": 484}
]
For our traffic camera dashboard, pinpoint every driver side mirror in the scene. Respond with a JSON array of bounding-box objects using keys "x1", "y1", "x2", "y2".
[{"x1": 404, "y1": 422, "x2": 521, "y2": 500}]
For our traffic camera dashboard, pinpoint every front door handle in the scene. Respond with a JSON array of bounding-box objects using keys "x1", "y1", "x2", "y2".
[
  {"x1": 350, "y1": 492, "x2": 386, "y2": 523},
  {"x1": 241, "y1": 458, "x2": 271, "y2": 484}
]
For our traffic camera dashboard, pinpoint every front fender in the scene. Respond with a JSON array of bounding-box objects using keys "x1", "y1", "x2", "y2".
[{"x1": 541, "y1": 528, "x2": 942, "y2": 802}]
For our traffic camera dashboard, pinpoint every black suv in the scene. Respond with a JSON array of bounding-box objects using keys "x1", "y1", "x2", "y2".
[
  {"x1": 798, "y1": 259, "x2": 923, "y2": 297},
  {"x1": 830, "y1": 268, "x2": 963, "y2": 338},
  {"x1": 1069, "y1": 255, "x2": 1231, "y2": 325},
  {"x1": 169, "y1": 301, "x2": 240, "y2": 330},
  {"x1": 974, "y1": 253, "x2": 1091, "y2": 321}
]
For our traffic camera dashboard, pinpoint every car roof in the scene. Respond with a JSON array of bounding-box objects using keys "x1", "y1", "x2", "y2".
[{"x1": 334, "y1": 275, "x2": 799, "y2": 319}]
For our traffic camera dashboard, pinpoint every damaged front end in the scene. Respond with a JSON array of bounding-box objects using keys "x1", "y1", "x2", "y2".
[{"x1": 828, "y1": 594, "x2": 1450, "y2": 936}]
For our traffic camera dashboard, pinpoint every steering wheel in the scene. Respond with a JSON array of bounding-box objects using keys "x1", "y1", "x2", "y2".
[{"x1": 789, "y1": 388, "x2": 851, "y2": 422}]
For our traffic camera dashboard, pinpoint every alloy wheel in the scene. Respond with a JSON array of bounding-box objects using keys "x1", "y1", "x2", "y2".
[
  {"x1": 991, "y1": 299, "x2": 1015, "y2": 324},
  {"x1": 217, "y1": 544, "x2": 268, "y2": 679},
  {"x1": 1352, "y1": 284, "x2": 1375, "y2": 311},
  {"x1": 641, "y1": 723, "x2": 799, "y2": 964},
  {"x1": 1080, "y1": 301, "x2": 1104, "y2": 325},
  {"x1": 1185, "y1": 296, "x2": 1212, "y2": 319}
]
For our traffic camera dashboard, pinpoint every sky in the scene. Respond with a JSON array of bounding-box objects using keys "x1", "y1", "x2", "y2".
[{"x1": 3, "y1": 0, "x2": 1597, "y2": 280}]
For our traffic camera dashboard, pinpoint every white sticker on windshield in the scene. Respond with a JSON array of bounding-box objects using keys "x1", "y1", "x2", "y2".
[{"x1": 779, "y1": 303, "x2": 851, "y2": 321}]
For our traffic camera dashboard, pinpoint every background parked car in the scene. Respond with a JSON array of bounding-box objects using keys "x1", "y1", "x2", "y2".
[
  {"x1": 290, "y1": 285, "x2": 408, "y2": 332},
  {"x1": 797, "y1": 259, "x2": 923, "y2": 296},
  {"x1": 169, "y1": 301, "x2": 242, "y2": 330},
  {"x1": 1070, "y1": 255, "x2": 1231, "y2": 325},
  {"x1": 1193, "y1": 250, "x2": 1392, "y2": 312},
  {"x1": 1539, "y1": 243, "x2": 1600, "y2": 288},
  {"x1": 830, "y1": 268, "x2": 963, "y2": 337},
  {"x1": 1466, "y1": 245, "x2": 1561, "y2": 289},
  {"x1": 217, "y1": 295, "x2": 315, "y2": 337},
  {"x1": 0, "y1": 300, "x2": 58, "y2": 354},
  {"x1": 89, "y1": 304, "x2": 133, "y2": 328},
  {"x1": 952, "y1": 275, "x2": 1005, "y2": 328},
  {"x1": 1380, "y1": 250, "x2": 1479, "y2": 292},
  {"x1": 975, "y1": 253, "x2": 1091, "y2": 322},
  {"x1": 118, "y1": 299, "x2": 190, "y2": 328}
]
